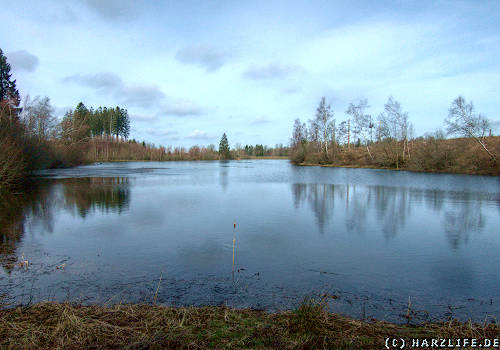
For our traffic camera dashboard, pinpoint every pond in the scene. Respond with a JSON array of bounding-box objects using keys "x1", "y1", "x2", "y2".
[{"x1": 1, "y1": 160, "x2": 499, "y2": 323}]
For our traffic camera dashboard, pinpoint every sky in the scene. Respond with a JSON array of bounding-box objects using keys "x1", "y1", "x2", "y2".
[{"x1": 1, "y1": 0, "x2": 499, "y2": 147}]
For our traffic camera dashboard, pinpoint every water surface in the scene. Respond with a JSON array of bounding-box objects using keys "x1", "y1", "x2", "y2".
[{"x1": 1, "y1": 160, "x2": 499, "y2": 323}]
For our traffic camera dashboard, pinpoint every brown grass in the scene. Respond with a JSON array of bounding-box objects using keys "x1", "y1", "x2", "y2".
[
  {"x1": 291, "y1": 136, "x2": 500, "y2": 176},
  {"x1": 0, "y1": 300, "x2": 498, "y2": 349}
]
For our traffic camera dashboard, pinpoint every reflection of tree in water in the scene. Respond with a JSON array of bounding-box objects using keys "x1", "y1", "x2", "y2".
[
  {"x1": 291, "y1": 183, "x2": 489, "y2": 247},
  {"x1": 62, "y1": 177, "x2": 130, "y2": 218},
  {"x1": 344, "y1": 186, "x2": 369, "y2": 234},
  {"x1": 219, "y1": 162, "x2": 229, "y2": 192},
  {"x1": 0, "y1": 177, "x2": 131, "y2": 273},
  {"x1": 371, "y1": 186, "x2": 411, "y2": 239},
  {"x1": 444, "y1": 199, "x2": 485, "y2": 250},
  {"x1": 0, "y1": 184, "x2": 54, "y2": 273},
  {"x1": 424, "y1": 189, "x2": 445, "y2": 212},
  {"x1": 291, "y1": 183, "x2": 336, "y2": 233}
]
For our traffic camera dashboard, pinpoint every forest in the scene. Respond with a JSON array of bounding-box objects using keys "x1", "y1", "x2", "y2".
[{"x1": 289, "y1": 96, "x2": 500, "y2": 175}]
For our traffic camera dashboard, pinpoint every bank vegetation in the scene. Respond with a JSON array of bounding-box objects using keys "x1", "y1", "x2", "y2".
[
  {"x1": 1, "y1": 300, "x2": 498, "y2": 349},
  {"x1": 289, "y1": 96, "x2": 499, "y2": 175}
]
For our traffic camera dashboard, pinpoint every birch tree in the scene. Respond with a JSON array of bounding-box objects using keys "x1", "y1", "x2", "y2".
[
  {"x1": 445, "y1": 96, "x2": 495, "y2": 161},
  {"x1": 315, "y1": 97, "x2": 335, "y2": 156}
]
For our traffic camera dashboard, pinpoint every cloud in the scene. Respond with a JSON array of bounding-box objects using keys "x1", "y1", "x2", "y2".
[
  {"x1": 250, "y1": 117, "x2": 271, "y2": 125},
  {"x1": 282, "y1": 86, "x2": 301, "y2": 94},
  {"x1": 159, "y1": 100, "x2": 203, "y2": 117},
  {"x1": 7, "y1": 50, "x2": 39, "y2": 72},
  {"x1": 130, "y1": 114, "x2": 157, "y2": 122},
  {"x1": 121, "y1": 85, "x2": 165, "y2": 108},
  {"x1": 185, "y1": 130, "x2": 213, "y2": 140},
  {"x1": 175, "y1": 45, "x2": 229, "y2": 72},
  {"x1": 145, "y1": 129, "x2": 179, "y2": 138},
  {"x1": 63, "y1": 72, "x2": 123, "y2": 89},
  {"x1": 243, "y1": 63, "x2": 303, "y2": 80},
  {"x1": 63, "y1": 72, "x2": 165, "y2": 108},
  {"x1": 82, "y1": 0, "x2": 139, "y2": 20}
]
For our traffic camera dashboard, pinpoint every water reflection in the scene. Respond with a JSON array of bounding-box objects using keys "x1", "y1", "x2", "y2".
[
  {"x1": 0, "y1": 177, "x2": 130, "y2": 272},
  {"x1": 0, "y1": 162, "x2": 499, "y2": 322},
  {"x1": 0, "y1": 186, "x2": 53, "y2": 273},
  {"x1": 291, "y1": 183, "x2": 490, "y2": 249},
  {"x1": 219, "y1": 162, "x2": 229, "y2": 191},
  {"x1": 62, "y1": 177, "x2": 130, "y2": 217},
  {"x1": 444, "y1": 204, "x2": 485, "y2": 250}
]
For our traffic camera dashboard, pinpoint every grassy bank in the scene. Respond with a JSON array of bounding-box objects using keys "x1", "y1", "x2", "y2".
[
  {"x1": 290, "y1": 136, "x2": 500, "y2": 176},
  {"x1": 1, "y1": 301, "x2": 498, "y2": 349}
]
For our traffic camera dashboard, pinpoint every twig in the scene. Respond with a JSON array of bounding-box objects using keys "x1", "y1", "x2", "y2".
[{"x1": 153, "y1": 273, "x2": 163, "y2": 305}]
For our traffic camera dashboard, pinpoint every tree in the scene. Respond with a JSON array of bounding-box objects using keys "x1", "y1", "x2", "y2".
[
  {"x1": 21, "y1": 95, "x2": 57, "y2": 142},
  {"x1": 290, "y1": 118, "x2": 308, "y2": 163},
  {"x1": 219, "y1": 133, "x2": 231, "y2": 160},
  {"x1": 254, "y1": 144, "x2": 265, "y2": 156},
  {"x1": 291, "y1": 118, "x2": 307, "y2": 148},
  {"x1": 445, "y1": 96, "x2": 496, "y2": 161},
  {"x1": 377, "y1": 96, "x2": 412, "y2": 168},
  {"x1": 118, "y1": 107, "x2": 130, "y2": 139},
  {"x1": 60, "y1": 102, "x2": 91, "y2": 143},
  {"x1": 315, "y1": 97, "x2": 335, "y2": 155},
  {"x1": 337, "y1": 120, "x2": 349, "y2": 145},
  {"x1": 346, "y1": 98, "x2": 373, "y2": 159},
  {"x1": 0, "y1": 48, "x2": 20, "y2": 109}
]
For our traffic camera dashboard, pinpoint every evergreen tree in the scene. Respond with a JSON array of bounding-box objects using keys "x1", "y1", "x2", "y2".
[
  {"x1": 219, "y1": 133, "x2": 230, "y2": 160},
  {"x1": 116, "y1": 107, "x2": 130, "y2": 139},
  {"x1": 0, "y1": 48, "x2": 20, "y2": 108},
  {"x1": 255, "y1": 144, "x2": 264, "y2": 156}
]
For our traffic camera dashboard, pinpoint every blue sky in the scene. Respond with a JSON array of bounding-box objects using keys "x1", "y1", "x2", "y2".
[{"x1": 2, "y1": 0, "x2": 499, "y2": 147}]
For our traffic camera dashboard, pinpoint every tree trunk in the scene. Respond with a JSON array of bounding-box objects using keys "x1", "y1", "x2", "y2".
[{"x1": 475, "y1": 136, "x2": 497, "y2": 162}]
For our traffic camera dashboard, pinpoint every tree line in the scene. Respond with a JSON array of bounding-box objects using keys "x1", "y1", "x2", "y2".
[
  {"x1": 0, "y1": 47, "x2": 289, "y2": 189},
  {"x1": 61, "y1": 102, "x2": 130, "y2": 141},
  {"x1": 290, "y1": 96, "x2": 499, "y2": 175},
  {"x1": 218, "y1": 132, "x2": 289, "y2": 160}
]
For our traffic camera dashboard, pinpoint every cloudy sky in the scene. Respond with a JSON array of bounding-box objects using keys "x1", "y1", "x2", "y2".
[{"x1": 1, "y1": 0, "x2": 499, "y2": 147}]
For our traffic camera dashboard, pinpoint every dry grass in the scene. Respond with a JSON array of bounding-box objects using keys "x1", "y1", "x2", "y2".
[
  {"x1": 0, "y1": 300, "x2": 498, "y2": 349},
  {"x1": 291, "y1": 136, "x2": 500, "y2": 176}
]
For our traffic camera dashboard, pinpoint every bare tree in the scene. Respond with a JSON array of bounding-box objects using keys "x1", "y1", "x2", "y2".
[
  {"x1": 346, "y1": 98, "x2": 373, "y2": 159},
  {"x1": 21, "y1": 95, "x2": 57, "y2": 143},
  {"x1": 290, "y1": 118, "x2": 308, "y2": 163},
  {"x1": 377, "y1": 96, "x2": 412, "y2": 168},
  {"x1": 337, "y1": 120, "x2": 349, "y2": 146},
  {"x1": 308, "y1": 117, "x2": 320, "y2": 151},
  {"x1": 314, "y1": 97, "x2": 335, "y2": 156},
  {"x1": 291, "y1": 118, "x2": 307, "y2": 148},
  {"x1": 445, "y1": 96, "x2": 496, "y2": 161}
]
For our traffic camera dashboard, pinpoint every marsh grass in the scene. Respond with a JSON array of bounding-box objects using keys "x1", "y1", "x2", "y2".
[{"x1": 1, "y1": 299, "x2": 498, "y2": 349}]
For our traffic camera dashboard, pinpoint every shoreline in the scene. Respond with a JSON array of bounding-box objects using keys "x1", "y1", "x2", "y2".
[
  {"x1": 295, "y1": 162, "x2": 499, "y2": 176},
  {"x1": 1, "y1": 302, "x2": 498, "y2": 349},
  {"x1": 78, "y1": 158, "x2": 497, "y2": 176},
  {"x1": 89, "y1": 156, "x2": 289, "y2": 162}
]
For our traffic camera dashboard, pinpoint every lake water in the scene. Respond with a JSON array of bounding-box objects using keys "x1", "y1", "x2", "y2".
[{"x1": 1, "y1": 160, "x2": 499, "y2": 323}]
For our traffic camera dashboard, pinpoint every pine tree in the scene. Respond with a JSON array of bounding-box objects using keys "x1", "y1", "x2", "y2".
[
  {"x1": 0, "y1": 48, "x2": 20, "y2": 109},
  {"x1": 219, "y1": 133, "x2": 231, "y2": 160}
]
